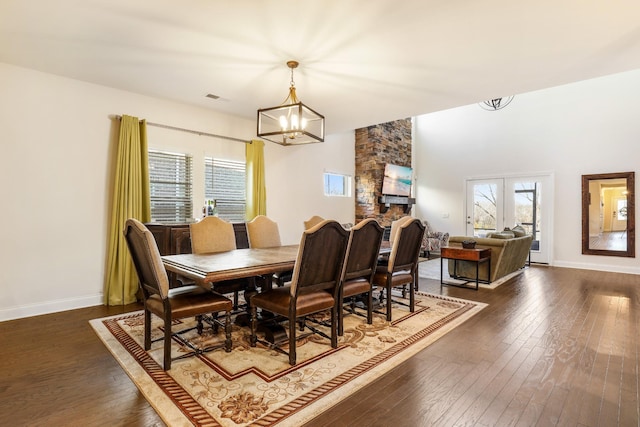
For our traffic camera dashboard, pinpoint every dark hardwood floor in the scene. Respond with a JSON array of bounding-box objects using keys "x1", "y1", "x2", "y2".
[{"x1": 1, "y1": 265, "x2": 639, "y2": 426}]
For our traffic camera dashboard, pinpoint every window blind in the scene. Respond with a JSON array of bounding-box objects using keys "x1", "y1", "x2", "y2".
[
  {"x1": 149, "y1": 150, "x2": 193, "y2": 222},
  {"x1": 205, "y1": 158, "x2": 246, "y2": 222}
]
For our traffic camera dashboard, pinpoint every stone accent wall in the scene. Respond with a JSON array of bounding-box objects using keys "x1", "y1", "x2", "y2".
[{"x1": 355, "y1": 118, "x2": 412, "y2": 227}]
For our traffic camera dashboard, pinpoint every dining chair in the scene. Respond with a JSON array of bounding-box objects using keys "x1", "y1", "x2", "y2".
[
  {"x1": 389, "y1": 215, "x2": 413, "y2": 245},
  {"x1": 123, "y1": 218, "x2": 232, "y2": 370},
  {"x1": 372, "y1": 217, "x2": 425, "y2": 322},
  {"x1": 189, "y1": 216, "x2": 252, "y2": 309},
  {"x1": 246, "y1": 215, "x2": 282, "y2": 248},
  {"x1": 246, "y1": 215, "x2": 291, "y2": 288},
  {"x1": 338, "y1": 218, "x2": 384, "y2": 335},
  {"x1": 249, "y1": 219, "x2": 349, "y2": 365},
  {"x1": 190, "y1": 216, "x2": 237, "y2": 253},
  {"x1": 303, "y1": 215, "x2": 325, "y2": 230}
]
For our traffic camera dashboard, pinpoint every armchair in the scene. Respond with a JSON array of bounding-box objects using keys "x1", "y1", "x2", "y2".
[{"x1": 421, "y1": 220, "x2": 449, "y2": 257}]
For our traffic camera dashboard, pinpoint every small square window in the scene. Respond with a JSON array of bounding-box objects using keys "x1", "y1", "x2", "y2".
[{"x1": 324, "y1": 173, "x2": 351, "y2": 197}]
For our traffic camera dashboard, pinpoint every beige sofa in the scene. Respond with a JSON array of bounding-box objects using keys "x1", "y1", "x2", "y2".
[{"x1": 446, "y1": 230, "x2": 532, "y2": 283}]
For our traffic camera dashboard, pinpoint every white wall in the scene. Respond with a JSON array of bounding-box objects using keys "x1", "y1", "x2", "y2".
[
  {"x1": 0, "y1": 62, "x2": 354, "y2": 321},
  {"x1": 414, "y1": 68, "x2": 640, "y2": 274},
  {"x1": 265, "y1": 132, "x2": 356, "y2": 245}
]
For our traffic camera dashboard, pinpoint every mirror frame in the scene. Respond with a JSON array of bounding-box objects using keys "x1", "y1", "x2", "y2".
[{"x1": 582, "y1": 171, "x2": 635, "y2": 257}]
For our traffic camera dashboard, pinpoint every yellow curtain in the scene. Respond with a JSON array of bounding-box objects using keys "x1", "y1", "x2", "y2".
[
  {"x1": 245, "y1": 139, "x2": 266, "y2": 220},
  {"x1": 104, "y1": 115, "x2": 151, "y2": 305}
]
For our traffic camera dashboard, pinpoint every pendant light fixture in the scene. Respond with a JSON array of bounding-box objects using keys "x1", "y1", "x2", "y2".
[
  {"x1": 257, "y1": 61, "x2": 325, "y2": 146},
  {"x1": 479, "y1": 96, "x2": 514, "y2": 111}
]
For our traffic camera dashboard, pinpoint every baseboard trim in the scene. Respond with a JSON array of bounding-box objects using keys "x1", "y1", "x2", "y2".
[
  {"x1": 553, "y1": 261, "x2": 640, "y2": 275},
  {"x1": 0, "y1": 294, "x2": 103, "y2": 322}
]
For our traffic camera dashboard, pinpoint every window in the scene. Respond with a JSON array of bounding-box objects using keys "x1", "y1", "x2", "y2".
[
  {"x1": 324, "y1": 172, "x2": 351, "y2": 197},
  {"x1": 148, "y1": 150, "x2": 193, "y2": 222},
  {"x1": 205, "y1": 158, "x2": 246, "y2": 222}
]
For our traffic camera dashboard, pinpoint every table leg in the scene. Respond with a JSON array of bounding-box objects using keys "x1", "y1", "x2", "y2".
[{"x1": 475, "y1": 259, "x2": 480, "y2": 290}]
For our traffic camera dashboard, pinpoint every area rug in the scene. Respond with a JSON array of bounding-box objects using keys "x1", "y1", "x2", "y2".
[
  {"x1": 90, "y1": 293, "x2": 486, "y2": 427},
  {"x1": 418, "y1": 257, "x2": 524, "y2": 289}
]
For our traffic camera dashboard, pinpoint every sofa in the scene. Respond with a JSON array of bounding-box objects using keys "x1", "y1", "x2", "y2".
[{"x1": 446, "y1": 226, "x2": 532, "y2": 283}]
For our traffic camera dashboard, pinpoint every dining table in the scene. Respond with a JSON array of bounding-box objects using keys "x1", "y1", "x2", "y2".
[
  {"x1": 162, "y1": 244, "x2": 300, "y2": 284},
  {"x1": 162, "y1": 244, "x2": 300, "y2": 341},
  {"x1": 162, "y1": 242, "x2": 391, "y2": 342}
]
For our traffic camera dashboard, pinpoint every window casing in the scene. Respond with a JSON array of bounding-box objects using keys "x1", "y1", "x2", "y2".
[
  {"x1": 148, "y1": 150, "x2": 193, "y2": 222},
  {"x1": 205, "y1": 158, "x2": 246, "y2": 222},
  {"x1": 323, "y1": 172, "x2": 352, "y2": 197}
]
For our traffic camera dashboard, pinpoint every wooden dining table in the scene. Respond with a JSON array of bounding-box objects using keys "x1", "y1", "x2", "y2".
[
  {"x1": 162, "y1": 242, "x2": 391, "y2": 342},
  {"x1": 162, "y1": 244, "x2": 300, "y2": 284},
  {"x1": 163, "y1": 245, "x2": 300, "y2": 340}
]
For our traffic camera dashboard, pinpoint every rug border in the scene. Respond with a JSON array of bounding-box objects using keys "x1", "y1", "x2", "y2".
[{"x1": 90, "y1": 293, "x2": 487, "y2": 427}]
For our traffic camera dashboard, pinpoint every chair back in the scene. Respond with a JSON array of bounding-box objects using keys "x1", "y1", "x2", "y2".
[
  {"x1": 343, "y1": 218, "x2": 384, "y2": 282},
  {"x1": 247, "y1": 215, "x2": 282, "y2": 248},
  {"x1": 123, "y1": 218, "x2": 170, "y2": 299},
  {"x1": 290, "y1": 220, "x2": 349, "y2": 298},
  {"x1": 303, "y1": 215, "x2": 325, "y2": 230},
  {"x1": 190, "y1": 216, "x2": 237, "y2": 254},
  {"x1": 388, "y1": 218, "x2": 425, "y2": 273},
  {"x1": 389, "y1": 216, "x2": 413, "y2": 244}
]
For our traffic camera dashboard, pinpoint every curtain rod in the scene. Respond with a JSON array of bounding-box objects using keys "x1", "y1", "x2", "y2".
[{"x1": 113, "y1": 115, "x2": 249, "y2": 144}]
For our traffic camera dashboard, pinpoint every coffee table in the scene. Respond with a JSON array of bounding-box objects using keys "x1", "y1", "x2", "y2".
[{"x1": 440, "y1": 246, "x2": 491, "y2": 290}]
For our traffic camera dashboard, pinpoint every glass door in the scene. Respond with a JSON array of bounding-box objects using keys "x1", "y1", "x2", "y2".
[
  {"x1": 466, "y1": 179, "x2": 504, "y2": 237},
  {"x1": 467, "y1": 175, "x2": 552, "y2": 264}
]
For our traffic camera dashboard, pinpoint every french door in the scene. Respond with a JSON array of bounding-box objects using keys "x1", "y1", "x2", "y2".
[{"x1": 466, "y1": 175, "x2": 552, "y2": 264}]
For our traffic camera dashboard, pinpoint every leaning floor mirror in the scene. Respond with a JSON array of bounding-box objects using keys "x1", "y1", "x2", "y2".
[{"x1": 582, "y1": 171, "x2": 635, "y2": 257}]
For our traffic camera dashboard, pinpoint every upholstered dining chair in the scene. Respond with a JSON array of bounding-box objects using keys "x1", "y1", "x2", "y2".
[
  {"x1": 190, "y1": 216, "x2": 237, "y2": 253},
  {"x1": 246, "y1": 215, "x2": 291, "y2": 287},
  {"x1": 338, "y1": 218, "x2": 384, "y2": 335},
  {"x1": 190, "y1": 216, "x2": 251, "y2": 309},
  {"x1": 303, "y1": 215, "x2": 325, "y2": 230},
  {"x1": 389, "y1": 215, "x2": 413, "y2": 245},
  {"x1": 246, "y1": 215, "x2": 282, "y2": 249},
  {"x1": 249, "y1": 219, "x2": 349, "y2": 365},
  {"x1": 123, "y1": 218, "x2": 232, "y2": 370},
  {"x1": 372, "y1": 217, "x2": 425, "y2": 322}
]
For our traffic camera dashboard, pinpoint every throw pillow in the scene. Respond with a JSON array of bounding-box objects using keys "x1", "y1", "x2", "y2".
[
  {"x1": 511, "y1": 225, "x2": 526, "y2": 237},
  {"x1": 491, "y1": 231, "x2": 516, "y2": 239}
]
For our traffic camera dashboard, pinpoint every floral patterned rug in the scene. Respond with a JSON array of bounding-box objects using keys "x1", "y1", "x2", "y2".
[{"x1": 90, "y1": 292, "x2": 486, "y2": 426}]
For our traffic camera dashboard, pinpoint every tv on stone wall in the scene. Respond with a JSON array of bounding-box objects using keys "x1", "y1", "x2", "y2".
[{"x1": 381, "y1": 163, "x2": 412, "y2": 197}]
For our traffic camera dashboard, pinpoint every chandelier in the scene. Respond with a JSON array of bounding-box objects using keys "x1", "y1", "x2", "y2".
[
  {"x1": 479, "y1": 96, "x2": 514, "y2": 111},
  {"x1": 257, "y1": 61, "x2": 325, "y2": 146}
]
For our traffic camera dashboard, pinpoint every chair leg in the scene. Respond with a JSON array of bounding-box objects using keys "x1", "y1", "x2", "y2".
[
  {"x1": 163, "y1": 314, "x2": 172, "y2": 371},
  {"x1": 249, "y1": 306, "x2": 258, "y2": 347},
  {"x1": 386, "y1": 281, "x2": 393, "y2": 322},
  {"x1": 410, "y1": 279, "x2": 415, "y2": 313},
  {"x1": 331, "y1": 306, "x2": 338, "y2": 348},
  {"x1": 144, "y1": 309, "x2": 151, "y2": 350},
  {"x1": 289, "y1": 316, "x2": 297, "y2": 366},
  {"x1": 338, "y1": 301, "x2": 344, "y2": 336},
  {"x1": 196, "y1": 315, "x2": 204, "y2": 334},
  {"x1": 224, "y1": 311, "x2": 232, "y2": 352},
  {"x1": 367, "y1": 291, "x2": 373, "y2": 325}
]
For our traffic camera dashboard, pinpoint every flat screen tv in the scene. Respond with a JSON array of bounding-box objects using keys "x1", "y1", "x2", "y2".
[{"x1": 381, "y1": 163, "x2": 412, "y2": 197}]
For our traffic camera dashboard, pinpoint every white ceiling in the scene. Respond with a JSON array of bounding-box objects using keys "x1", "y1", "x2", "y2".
[{"x1": 2, "y1": 0, "x2": 640, "y2": 134}]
